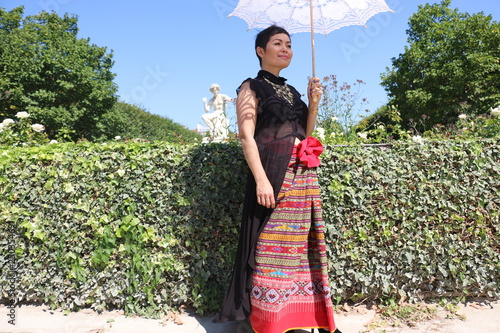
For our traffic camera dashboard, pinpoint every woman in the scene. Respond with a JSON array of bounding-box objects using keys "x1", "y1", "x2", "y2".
[{"x1": 213, "y1": 25, "x2": 340, "y2": 333}]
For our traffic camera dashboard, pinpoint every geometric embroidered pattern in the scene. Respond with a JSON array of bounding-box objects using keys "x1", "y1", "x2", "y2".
[{"x1": 250, "y1": 146, "x2": 336, "y2": 333}]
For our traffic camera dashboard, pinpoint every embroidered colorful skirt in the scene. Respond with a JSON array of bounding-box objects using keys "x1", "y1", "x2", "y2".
[{"x1": 249, "y1": 145, "x2": 337, "y2": 333}]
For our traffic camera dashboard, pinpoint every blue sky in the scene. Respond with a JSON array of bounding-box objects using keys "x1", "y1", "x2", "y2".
[{"x1": 2, "y1": 0, "x2": 500, "y2": 131}]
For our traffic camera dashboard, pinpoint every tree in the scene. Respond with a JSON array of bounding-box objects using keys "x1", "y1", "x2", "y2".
[
  {"x1": 0, "y1": 6, "x2": 117, "y2": 140},
  {"x1": 381, "y1": 0, "x2": 500, "y2": 130}
]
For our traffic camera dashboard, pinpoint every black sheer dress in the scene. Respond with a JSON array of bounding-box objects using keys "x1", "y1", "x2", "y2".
[{"x1": 213, "y1": 70, "x2": 308, "y2": 322}]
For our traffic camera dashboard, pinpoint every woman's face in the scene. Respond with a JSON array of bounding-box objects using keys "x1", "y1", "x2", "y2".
[{"x1": 257, "y1": 33, "x2": 293, "y2": 72}]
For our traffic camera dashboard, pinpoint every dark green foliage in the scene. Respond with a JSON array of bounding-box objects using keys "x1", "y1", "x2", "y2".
[
  {"x1": 0, "y1": 139, "x2": 498, "y2": 317},
  {"x1": 0, "y1": 6, "x2": 117, "y2": 140},
  {"x1": 319, "y1": 140, "x2": 499, "y2": 303},
  {"x1": 381, "y1": 0, "x2": 500, "y2": 129},
  {"x1": 96, "y1": 102, "x2": 202, "y2": 144},
  {"x1": 358, "y1": 105, "x2": 396, "y2": 129},
  {"x1": 0, "y1": 7, "x2": 199, "y2": 144}
]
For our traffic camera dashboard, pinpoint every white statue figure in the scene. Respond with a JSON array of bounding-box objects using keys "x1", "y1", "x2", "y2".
[{"x1": 202, "y1": 83, "x2": 232, "y2": 142}]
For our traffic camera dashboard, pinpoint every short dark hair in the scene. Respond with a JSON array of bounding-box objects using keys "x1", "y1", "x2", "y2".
[{"x1": 255, "y1": 25, "x2": 290, "y2": 67}]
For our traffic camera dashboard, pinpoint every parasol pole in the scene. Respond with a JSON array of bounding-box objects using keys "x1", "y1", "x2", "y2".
[
  {"x1": 309, "y1": 0, "x2": 316, "y2": 78},
  {"x1": 309, "y1": 0, "x2": 319, "y2": 103}
]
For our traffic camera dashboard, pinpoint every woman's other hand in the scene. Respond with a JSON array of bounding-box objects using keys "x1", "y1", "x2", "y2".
[{"x1": 256, "y1": 179, "x2": 276, "y2": 209}]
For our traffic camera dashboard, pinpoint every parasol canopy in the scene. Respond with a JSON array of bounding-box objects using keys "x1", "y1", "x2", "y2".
[{"x1": 229, "y1": 0, "x2": 394, "y2": 76}]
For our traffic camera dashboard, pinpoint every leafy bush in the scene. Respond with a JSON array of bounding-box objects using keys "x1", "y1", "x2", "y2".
[
  {"x1": 319, "y1": 140, "x2": 499, "y2": 303},
  {"x1": 422, "y1": 111, "x2": 500, "y2": 141},
  {"x1": 95, "y1": 101, "x2": 202, "y2": 144},
  {"x1": 320, "y1": 103, "x2": 500, "y2": 146},
  {"x1": 0, "y1": 112, "x2": 48, "y2": 146},
  {"x1": 317, "y1": 75, "x2": 369, "y2": 143},
  {"x1": 0, "y1": 139, "x2": 498, "y2": 317}
]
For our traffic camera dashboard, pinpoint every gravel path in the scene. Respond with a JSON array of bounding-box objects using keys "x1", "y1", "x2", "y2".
[{"x1": 1, "y1": 300, "x2": 498, "y2": 333}]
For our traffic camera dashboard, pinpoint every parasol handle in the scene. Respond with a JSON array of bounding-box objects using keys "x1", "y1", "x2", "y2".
[
  {"x1": 309, "y1": 0, "x2": 316, "y2": 78},
  {"x1": 309, "y1": 0, "x2": 318, "y2": 102}
]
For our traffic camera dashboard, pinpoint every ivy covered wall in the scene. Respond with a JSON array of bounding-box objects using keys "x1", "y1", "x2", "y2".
[{"x1": 1, "y1": 140, "x2": 498, "y2": 317}]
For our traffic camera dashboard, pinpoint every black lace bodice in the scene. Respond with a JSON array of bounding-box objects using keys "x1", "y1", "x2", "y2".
[{"x1": 239, "y1": 70, "x2": 309, "y2": 197}]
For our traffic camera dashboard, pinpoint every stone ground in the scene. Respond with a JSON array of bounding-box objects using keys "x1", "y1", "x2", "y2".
[{"x1": 0, "y1": 299, "x2": 499, "y2": 333}]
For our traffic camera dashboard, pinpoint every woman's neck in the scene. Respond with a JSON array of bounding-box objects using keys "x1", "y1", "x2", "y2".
[{"x1": 260, "y1": 65, "x2": 281, "y2": 77}]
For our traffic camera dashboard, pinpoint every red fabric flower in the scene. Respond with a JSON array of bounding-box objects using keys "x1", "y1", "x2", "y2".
[{"x1": 296, "y1": 136, "x2": 324, "y2": 168}]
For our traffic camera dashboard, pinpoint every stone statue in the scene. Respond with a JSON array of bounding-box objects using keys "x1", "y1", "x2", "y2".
[{"x1": 202, "y1": 83, "x2": 232, "y2": 142}]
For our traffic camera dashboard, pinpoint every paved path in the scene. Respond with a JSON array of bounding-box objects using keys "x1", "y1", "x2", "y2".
[{"x1": 1, "y1": 301, "x2": 499, "y2": 333}]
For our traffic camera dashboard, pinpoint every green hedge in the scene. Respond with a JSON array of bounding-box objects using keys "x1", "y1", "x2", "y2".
[
  {"x1": 0, "y1": 139, "x2": 498, "y2": 317},
  {"x1": 319, "y1": 141, "x2": 499, "y2": 303}
]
